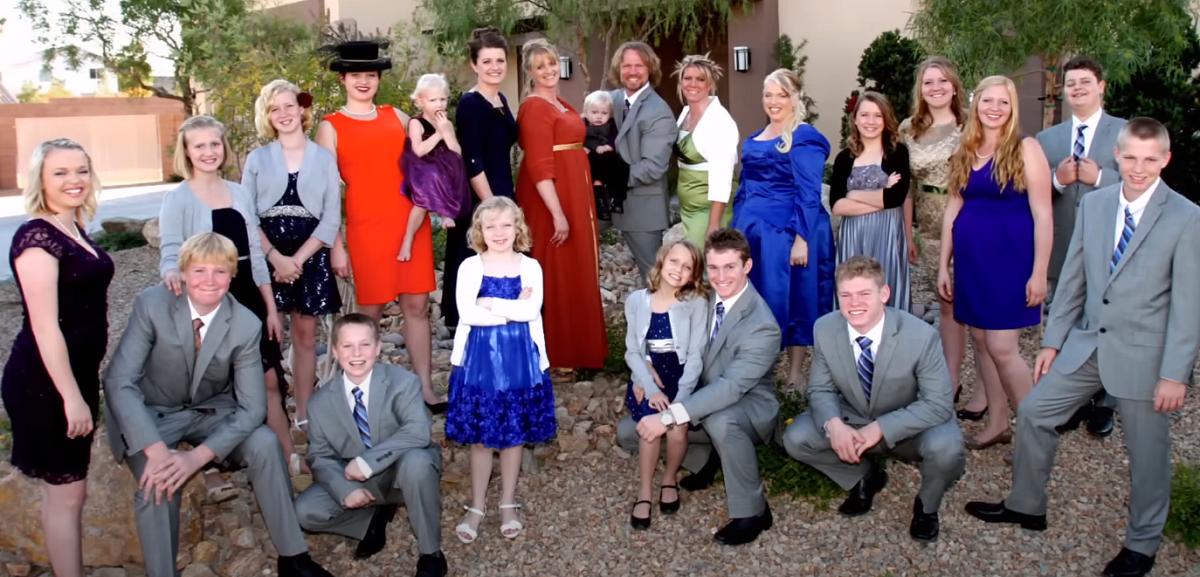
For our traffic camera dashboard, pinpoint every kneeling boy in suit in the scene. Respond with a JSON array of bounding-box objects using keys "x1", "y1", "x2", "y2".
[{"x1": 294, "y1": 313, "x2": 447, "y2": 577}]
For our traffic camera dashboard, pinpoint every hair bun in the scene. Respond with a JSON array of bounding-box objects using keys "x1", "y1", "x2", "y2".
[{"x1": 471, "y1": 26, "x2": 501, "y2": 41}]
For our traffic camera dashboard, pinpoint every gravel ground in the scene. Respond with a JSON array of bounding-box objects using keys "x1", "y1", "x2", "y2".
[{"x1": 3, "y1": 241, "x2": 1200, "y2": 577}]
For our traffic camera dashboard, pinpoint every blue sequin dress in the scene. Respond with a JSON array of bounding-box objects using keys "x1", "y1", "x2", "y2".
[
  {"x1": 259, "y1": 172, "x2": 341, "y2": 316},
  {"x1": 446, "y1": 275, "x2": 556, "y2": 449},
  {"x1": 624, "y1": 312, "x2": 685, "y2": 420}
]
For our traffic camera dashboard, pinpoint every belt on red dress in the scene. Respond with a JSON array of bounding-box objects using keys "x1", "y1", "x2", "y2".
[{"x1": 552, "y1": 142, "x2": 584, "y2": 151}]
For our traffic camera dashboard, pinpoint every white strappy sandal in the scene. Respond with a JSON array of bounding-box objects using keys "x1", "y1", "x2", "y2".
[
  {"x1": 456, "y1": 506, "x2": 485, "y2": 544},
  {"x1": 499, "y1": 503, "x2": 523, "y2": 539}
]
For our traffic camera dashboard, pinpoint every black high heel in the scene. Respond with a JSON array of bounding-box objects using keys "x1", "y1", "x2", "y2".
[
  {"x1": 659, "y1": 485, "x2": 680, "y2": 515},
  {"x1": 630, "y1": 500, "x2": 652, "y2": 530}
]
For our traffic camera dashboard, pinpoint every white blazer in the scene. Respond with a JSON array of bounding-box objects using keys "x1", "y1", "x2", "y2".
[
  {"x1": 450, "y1": 254, "x2": 549, "y2": 371},
  {"x1": 676, "y1": 96, "x2": 739, "y2": 203}
]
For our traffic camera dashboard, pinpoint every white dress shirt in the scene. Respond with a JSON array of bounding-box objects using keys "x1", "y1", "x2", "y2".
[
  {"x1": 1053, "y1": 107, "x2": 1105, "y2": 190},
  {"x1": 1115, "y1": 178, "x2": 1160, "y2": 251},
  {"x1": 848, "y1": 314, "x2": 886, "y2": 364},
  {"x1": 343, "y1": 370, "x2": 376, "y2": 477},
  {"x1": 624, "y1": 82, "x2": 651, "y2": 110},
  {"x1": 187, "y1": 298, "x2": 221, "y2": 342}
]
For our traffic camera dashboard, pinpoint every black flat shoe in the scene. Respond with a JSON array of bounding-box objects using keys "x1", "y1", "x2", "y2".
[
  {"x1": 713, "y1": 503, "x2": 773, "y2": 546},
  {"x1": 964, "y1": 501, "x2": 1047, "y2": 531},
  {"x1": 838, "y1": 461, "x2": 888, "y2": 517},
  {"x1": 630, "y1": 500, "x2": 652, "y2": 530},
  {"x1": 415, "y1": 551, "x2": 449, "y2": 577},
  {"x1": 1088, "y1": 406, "x2": 1115, "y2": 438},
  {"x1": 1102, "y1": 547, "x2": 1155, "y2": 577},
  {"x1": 355, "y1": 504, "x2": 397, "y2": 559},
  {"x1": 659, "y1": 485, "x2": 680, "y2": 514},
  {"x1": 909, "y1": 497, "x2": 940, "y2": 543},
  {"x1": 679, "y1": 450, "x2": 720, "y2": 491},
  {"x1": 956, "y1": 407, "x2": 986, "y2": 421},
  {"x1": 425, "y1": 401, "x2": 448, "y2": 415}
]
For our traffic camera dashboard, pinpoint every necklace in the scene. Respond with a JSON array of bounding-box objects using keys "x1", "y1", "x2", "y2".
[
  {"x1": 974, "y1": 148, "x2": 994, "y2": 159},
  {"x1": 340, "y1": 104, "x2": 377, "y2": 116},
  {"x1": 52, "y1": 213, "x2": 81, "y2": 241}
]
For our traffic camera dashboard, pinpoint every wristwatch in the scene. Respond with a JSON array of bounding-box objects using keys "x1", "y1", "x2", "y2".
[{"x1": 660, "y1": 412, "x2": 676, "y2": 429}]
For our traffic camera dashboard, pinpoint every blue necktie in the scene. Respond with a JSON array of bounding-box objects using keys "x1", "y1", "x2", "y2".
[
  {"x1": 856, "y1": 336, "x2": 874, "y2": 401},
  {"x1": 352, "y1": 386, "x2": 372, "y2": 448},
  {"x1": 709, "y1": 302, "x2": 725, "y2": 347},
  {"x1": 1110, "y1": 206, "x2": 1135, "y2": 273},
  {"x1": 1073, "y1": 124, "x2": 1087, "y2": 159}
]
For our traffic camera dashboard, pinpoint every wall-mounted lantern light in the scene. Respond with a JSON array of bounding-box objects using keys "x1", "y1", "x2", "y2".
[
  {"x1": 733, "y1": 46, "x2": 750, "y2": 72},
  {"x1": 559, "y1": 56, "x2": 572, "y2": 79}
]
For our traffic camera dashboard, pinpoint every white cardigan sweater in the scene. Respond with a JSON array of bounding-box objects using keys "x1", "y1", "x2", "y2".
[
  {"x1": 450, "y1": 254, "x2": 549, "y2": 371},
  {"x1": 676, "y1": 96, "x2": 740, "y2": 203}
]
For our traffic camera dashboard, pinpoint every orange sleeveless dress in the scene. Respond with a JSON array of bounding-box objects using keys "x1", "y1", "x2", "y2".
[{"x1": 326, "y1": 105, "x2": 436, "y2": 305}]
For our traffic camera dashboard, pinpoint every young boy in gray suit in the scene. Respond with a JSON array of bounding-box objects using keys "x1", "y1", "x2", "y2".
[{"x1": 294, "y1": 314, "x2": 447, "y2": 577}]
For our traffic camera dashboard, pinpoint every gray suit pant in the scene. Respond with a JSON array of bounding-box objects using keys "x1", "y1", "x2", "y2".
[
  {"x1": 126, "y1": 420, "x2": 306, "y2": 577},
  {"x1": 617, "y1": 397, "x2": 773, "y2": 519},
  {"x1": 782, "y1": 412, "x2": 965, "y2": 514},
  {"x1": 621, "y1": 230, "x2": 663, "y2": 282},
  {"x1": 294, "y1": 447, "x2": 443, "y2": 555},
  {"x1": 1006, "y1": 353, "x2": 1171, "y2": 556}
]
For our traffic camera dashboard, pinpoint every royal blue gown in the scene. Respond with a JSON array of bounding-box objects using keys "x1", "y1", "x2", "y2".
[
  {"x1": 952, "y1": 159, "x2": 1041, "y2": 330},
  {"x1": 731, "y1": 125, "x2": 834, "y2": 347},
  {"x1": 446, "y1": 275, "x2": 556, "y2": 449}
]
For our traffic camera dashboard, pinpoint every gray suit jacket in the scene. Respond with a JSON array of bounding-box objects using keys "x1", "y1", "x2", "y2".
[
  {"x1": 306, "y1": 364, "x2": 433, "y2": 502},
  {"x1": 808, "y1": 309, "x2": 955, "y2": 448},
  {"x1": 1044, "y1": 182, "x2": 1200, "y2": 399},
  {"x1": 158, "y1": 180, "x2": 271, "y2": 286},
  {"x1": 1036, "y1": 113, "x2": 1125, "y2": 283},
  {"x1": 242, "y1": 139, "x2": 343, "y2": 246},
  {"x1": 103, "y1": 286, "x2": 266, "y2": 462},
  {"x1": 624, "y1": 289, "x2": 708, "y2": 401},
  {"x1": 680, "y1": 282, "x2": 781, "y2": 440},
  {"x1": 610, "y1": 86, "x2": 678, "y2": 232}
]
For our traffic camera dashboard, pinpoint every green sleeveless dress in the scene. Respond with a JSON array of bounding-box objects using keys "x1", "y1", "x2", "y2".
[{"x1": 676, "y1": 131, "x2": 735, "y2": 247}]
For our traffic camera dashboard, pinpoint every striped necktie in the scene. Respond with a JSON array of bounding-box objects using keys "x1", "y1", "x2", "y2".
[
  {"x1": 623, "y1": 98, "x2": 631, "y2": 120},
  {"x1": 1110, "y1": 206, "x2": 1135, "y2": 273},
  {"x1": 856, "y1": 336, "x2": 874, "y2": 401},
  {"x1": 709, "y1": 302, "x2": 725, "y2": 347},
  {"x1": 1073, "y1": 124, "x2": 1087, "y2": 159},
  {"x1": 352, "y1": 386, "x2": 372, "y2": 448}
]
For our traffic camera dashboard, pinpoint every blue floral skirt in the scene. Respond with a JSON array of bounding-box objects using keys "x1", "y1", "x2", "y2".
[{"x1": 446, "y1": 322, "x2": 556, "y2": 449}]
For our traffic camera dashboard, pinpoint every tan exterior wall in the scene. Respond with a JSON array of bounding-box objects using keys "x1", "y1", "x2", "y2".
[
  {"x1": 778, "y1": 0, "x2": 914, "y2": 143},
  {"x1": 335, "y1": 0, "x2": 419, "y2": 37}
]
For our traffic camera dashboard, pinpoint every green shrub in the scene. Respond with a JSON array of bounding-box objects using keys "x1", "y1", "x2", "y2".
[
  {"x1": 755, "y1": 387, "x2": 844, "y2": 507},
  {"x1": 93, "y1": 230, "x2": 149, "y2": 252},
  {"x1": 0, "y1": 414, "x2": 11, "y2": 453},
  {"x1": 600, "y1": 229, "x2": 621, "y2": 246},
  {"x1": 432, "y1": 226, "x2": 447, "y2": 265},
  {"x1": 1166, "y1": 463, "x2": 1200, "y2": 549}
]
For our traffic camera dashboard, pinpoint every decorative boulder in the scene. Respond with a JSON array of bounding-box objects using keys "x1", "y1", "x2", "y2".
[{"x1": 142, "y1": 218, "x2": 161, "y2": 248}]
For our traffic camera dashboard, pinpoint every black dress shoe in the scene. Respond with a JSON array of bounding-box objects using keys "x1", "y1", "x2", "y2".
[
  {"x1": 963, "y1": 501, "x2": 1047, "y2": 531},
  {"x1": 659, "y1": 485, "x2": 680, "y2": 514},
  {"x1": 415, "y1": 551, "x2": 449, "y2": 577},
  {"x1": 630, "y1": 500, "x2": 651, "y2": 530},
  {"x1": 956, "y1": 408, "x2": 986, "y2": 421},
  {"x1": 1102, "y1": 547, "x2": 1155, "y2": 577},
  {"x1": 425, "y1": 401, "x2": 448, "y2": 415},
  {"x1": 1087, "y1": 406, "x2": 1115, "y2": 438},
  {"x1": 909, "y1": 498, "x2": 940, "y2": 543},
  {"x1": 278, "y1": 552, "x2": 335, "y2": 577},
  {"x1": 713, "y1": 503, "x2": 773, "y2": 546},
  {"x1": 838, "y1": 461, "x2": 888, "y2": 517},
  {"x1": 1055, "y1": 404, "x2": 1091, "y2": 433},
  {"x1": 679, "y1": 450, "x2": 720, "y2": 491},
  {"x1": 355, "y1": 504, "x2": 397, "y2": 559}
]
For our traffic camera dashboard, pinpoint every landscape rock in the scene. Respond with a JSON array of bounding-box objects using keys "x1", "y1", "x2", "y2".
[
  {"x1": 179, "y1": 564, "x2": 218, "y2": 577},
  {"x1": 0, "y1": 433, "x2": 203, "y2": 566},
  {"x1": 229, "y1": 527, "x2": 255, "y2": 549},
  {"x1": 141, "y1": 218, "x2": 161, "y2": 248},
  {"x1": 4, "y1": 565, "x2": 29, "y2": 577},
  {"x1": 92, "y1": 568, "x2": 127, "y2": 577},
  {"x1": 101, "y1": 217, "x2": 149, "y2": 236},
  {"x1": 218, "y1": 550, "x2": 269, "y2": 577},
  {"x1": 557, "y1": 433, "x2": 590, "y2": 454}
]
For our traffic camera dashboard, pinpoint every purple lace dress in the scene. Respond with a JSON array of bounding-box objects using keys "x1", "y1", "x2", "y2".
[
  {"x1": 1, "y1": 219, "x2": 113, "y2": 484},
  {"x1": 401, "y1": 116, "x2": 471, "y2": 222}
]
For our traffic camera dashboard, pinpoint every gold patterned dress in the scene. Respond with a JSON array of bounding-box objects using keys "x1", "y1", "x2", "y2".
[{"x1": 900, "y1": 119, "x2": 962, "y2": 240}]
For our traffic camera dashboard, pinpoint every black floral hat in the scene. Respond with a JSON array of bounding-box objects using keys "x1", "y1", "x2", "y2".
[{"x1": 323, "y1": 40, "x2": 393, "y2": 73}]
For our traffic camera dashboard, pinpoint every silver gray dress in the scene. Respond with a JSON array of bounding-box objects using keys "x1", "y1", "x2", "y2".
[{"x1": 836, "y1": 164, "x2": 912, "y2": 312}]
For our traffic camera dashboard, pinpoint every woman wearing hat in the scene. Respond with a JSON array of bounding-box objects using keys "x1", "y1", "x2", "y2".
[
  {"x1": 242, "y1": 80, "x2": 343, "y2": 465},
  {"x1": 315, "y1": 40, "x2": 444, "y2": 413}
]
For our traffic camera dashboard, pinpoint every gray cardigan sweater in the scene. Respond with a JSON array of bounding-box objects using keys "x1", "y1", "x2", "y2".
[
  {"x1": 624, "y1": 288, "x2": 708, "y2": 402},
  {"x1": 158, "y1": 180, "x2": 271, "y2": 287},
  {"x1": 241, "y1": 139, "x2": 342, "y2": 246}
]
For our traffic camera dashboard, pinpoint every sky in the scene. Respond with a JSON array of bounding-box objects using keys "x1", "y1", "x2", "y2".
[{"x1": 0, "y1": 0, "x2": 173, "y2": 74}]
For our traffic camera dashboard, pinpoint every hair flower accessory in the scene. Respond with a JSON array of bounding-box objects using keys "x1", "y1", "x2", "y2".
[{"x1": 297, "y1": 92, "x2": 314, "y2": 109}]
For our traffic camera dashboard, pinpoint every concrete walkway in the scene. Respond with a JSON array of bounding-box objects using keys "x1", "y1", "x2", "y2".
[{"x1": 0, "y1": 183, "x2": 172, "y2": 281}]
